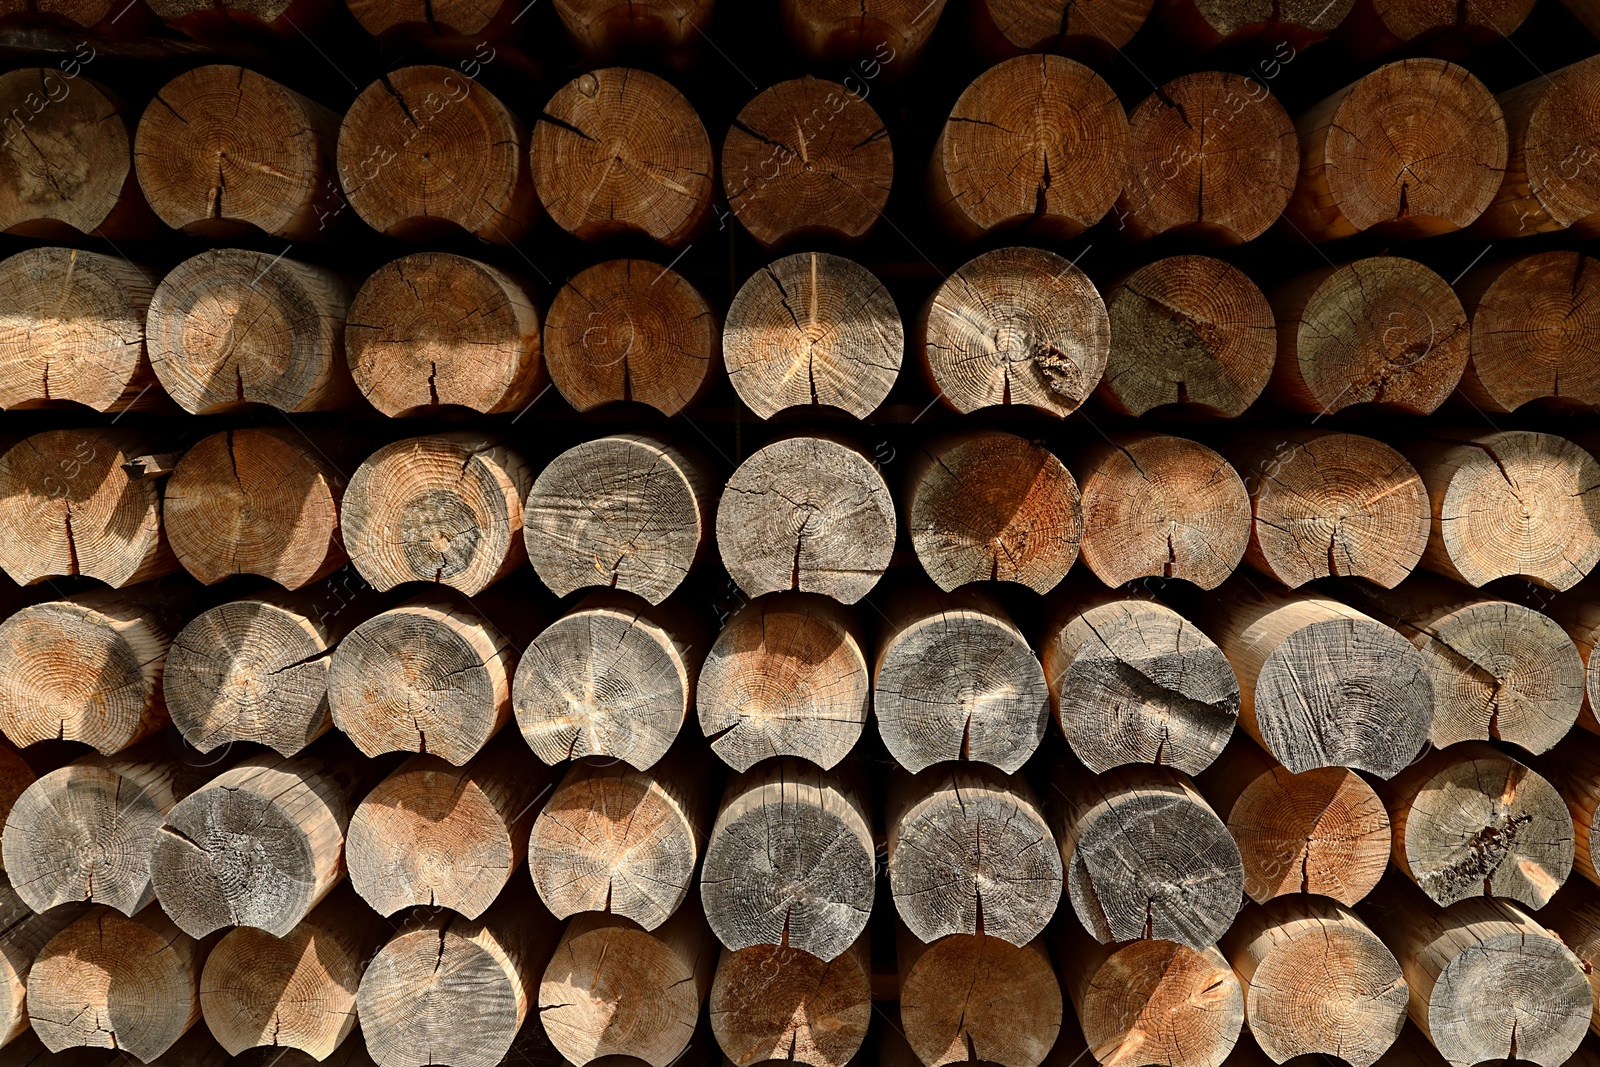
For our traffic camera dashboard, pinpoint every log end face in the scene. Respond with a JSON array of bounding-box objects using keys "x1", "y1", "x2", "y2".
[
  {"x1": 1428, "y1": 928, "x2": 1590, "y2": 1067},
  {"x1": 1230, "y1": 766, "x2": 1390, "y2": 905},
  {"x1": 1078, "y1": 940, "x2": 1243, "y2": 1067}
]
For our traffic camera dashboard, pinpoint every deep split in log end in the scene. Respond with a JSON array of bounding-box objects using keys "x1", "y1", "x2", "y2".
[{"x1": 709, "y1": 937, "x2": 871, "y2": 1067}]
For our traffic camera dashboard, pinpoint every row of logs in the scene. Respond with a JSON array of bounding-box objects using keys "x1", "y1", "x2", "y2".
[
  {"x1": 4, "y1": 239, "x2": 1598, "y2": 420},
  {"x1": 4, "y1": 55, "x2": 1597, "y2": 249}
]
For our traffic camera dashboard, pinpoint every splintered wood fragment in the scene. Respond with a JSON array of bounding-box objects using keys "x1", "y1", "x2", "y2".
[
  {"x1": 543, "y1": 259, "x2": 718, "y2": 416},
  {"x1": 1119, "y1": 73, "x2": 1296, "y2": 244},
  {"x1": 1383, "y1": 742, "x2": 1572, "y2": 909},
  {"x1": 1269, "y1": 257, "x2": 1469, "y2": 416},
  {"x1": 722, "y1": 77, "x2": 892, "y2": 249},
  {"x1": 1195, "y1": 740, "x2": 1390, "y2": 906},
  {"x1": 337, "y1": 66, "x2": 538, "y2": 243},
  {"x1": 918, "y1": 246, "x2": 1109, "y2": 416},
  {"x1": 1457, "y1": 252, "x2": 1600, "y2": 413},
  {"x1": 330, "y1": 593, "x2": 523, "y2": 766},
  {"x1": 531, "y1": 68, "x2": 712, "y2": 248},
  {"x1": 0, "y1": 429, "x2": 176, "y2": 588},
  {"x1": 1478, "y1": 58, "x2": 1600, "y2": 238},
  {"x1": 358, "y1": 894, "x2": 558, "y2": 1067},
  {"x1": 524, "y1": 435, "x2": 712, "y2": 604},
  {"x1": 1193, "y1": 582, "x2": 1433, "y2": 778},
  {"x1": 896, "y1": 929, "x2": 1062, "y2": 1067},
  {"x1": 716, "y1": 435, "x2": 894, "y2": 605},
  {"x1": 27, "y1": 905, "x2": 204, "y2": 1061},
  {"x1": 146, "y1": 249, "x2": 355, "y2": 414},
  {"x1": 929, "y1": 56, "x2": 1126, "y2": 241},
  {"x1": 1403, "y1": 430, "x2": 1600, "y2": 591},
  {"x1": 1222, "y1": 898, "x2": 1406, "y2": 1067},
  {"x1": 0, "y1": 248, "x2": 159, "y2": 413},
  {"x1": 342, "y1": 432, "x2": 532, "y2": 595},
  {"x1": 1073, "y1": 433, "x2": 1250, "y2": 590},
  {"x1": 1097, "y1": 256, "x2": 1276, "y2": 418},
  {"x1": 1285, "y1": 59, "x2": 1507, "y2": 241},
  {"x1": 0, "y1": 71, "x2": 155, "y2": 239},
  {"x1": 1226, "y1": 430, "x2": 1430, "y2": 589},
  {"x1": 873, "y1": 586, "x2": 1050, "y2": 774},
  {"x1": 906, "y1": 432, "x2": 1081, "y2": 594},
  {"x1": 1362, "y1": 888, "x2": 1589, "y2": 1067},
  {"x1": 697, "y1": 593, "x2": 869, "y2": 772},
  {"x1": 199, "y1": 888, "x2": 384, "y2": 1058},
  {"x1": 1336, "y1": 576, "x2": 1583, "y2": 752},
  {"x1": 346, "y1": 253, "x2": 543, "y2": 417},
  {"x1": 346, "y1": 741, "x2": 558, "y2": 918},
  {"x1": 700, "y1": 759, "x2": 873, "y2": 962},
  {"x1": 0, "y1": 876, "x2": 81, "y2": 1048},
  {"x1": 553, "y1": 0, "x2": 716, "y2": 58},
  {"x1": 527, "y1": 752, "x2": 711, "y2": 931},
  {"x1": 1041, "y1": 587, "x2": 1239, "y2": 775},
  {"x1": 780, "y1": 0, "x2": 947, "y2": 70},
  {"x1": 538, "y1": 906, "x2": 716, "y2": 1067},
  {"x1": 134, "y1": 65, "x2": 340, "y2": 241},
  {"x1": 967, "y1": 0, "x2": 1151, "y2": 54},
  {"x1": 1340, "y1": 0, "x2": 1536, "y2": 56},
  {"x1": 725, "y1": 252, "x2": 902, "y2": 418},
  {"x1": 888, "y1": 764, "x2": 1061, "y2": 947},
  {"x1": 1054, "y1": 763, "x2": 1242, "y2": 950},
  {"x1": 1058, "y1": 919, "x2": 1243, "y2": 1067},
  {"x1": 709, "y1": 934, "x2": 870, "y2": 1067}
]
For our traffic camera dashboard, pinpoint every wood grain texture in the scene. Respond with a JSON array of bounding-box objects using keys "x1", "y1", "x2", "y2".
[
  {"x1": 897, "y1": 929, "x2": 1062, "y2": 1067},
  {"x1": 966, "y1": 0, "x2": 1152, "y2": 54},
  {"x1": 709, "y1": 934, "x2": 870, "y2": 1067},
  {"x1": 0, "y1": 877, "x2": 81, "y2": 1049},
  {"x1": 780, "y1": 0, "x2": 948, "y2": 70},
  {"x1": 1534, "y1": 723, "x2": 1600, "y2": 886},
  {"x1": 1340, "y1": 0, "x2": 1537, "y2": 56},
  {"x1": 1478, "y1": 57, "x2": 1600, "y2": 239},
  {"x1": 553, "y1": 0, "x2": 716, "y2": 59},
  {"x1": 1456, "y1": 252, "x2": 1600, "y2": 413}
]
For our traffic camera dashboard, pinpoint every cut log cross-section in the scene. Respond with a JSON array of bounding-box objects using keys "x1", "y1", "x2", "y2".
[
  {"x1": 552, "y1": 0, "x2": 717, "y2": 59},
  {"x1": 967, "y1": 0, "x2": 1152, "y2": 54},
  {"x1": 780, "y1": 0, "x2": 949, "y2": 70},
  {"x1": 0, "y1": 877, "x2": 82, "y2": 1049},
  {"x1": 709, "y1": 934, "x2": 871, "y2": 1067},
  {"x1": 1478, "y1": 57, "x2": 1600, "y2": 238},
  {"x1": 1457, "y1": 252, "x2": 1600, "y2": 413},
  {"x1": 896, "y1": 929, "x2": 1063, "y2": 1067},
  {"x1": 341, "y1": 0, "x2": 518, "y2": 36}
]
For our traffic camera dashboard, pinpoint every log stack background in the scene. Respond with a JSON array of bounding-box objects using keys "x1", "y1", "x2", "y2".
[{"x1": 0, "y1": 1, "x2": 1599, "y2": 1066}]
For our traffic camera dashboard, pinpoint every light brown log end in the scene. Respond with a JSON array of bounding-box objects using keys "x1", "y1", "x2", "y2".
[
  {"x1": 553, "y1": 0, "x2": 716, "y2": 59},
  {"x1": 1458, "y1": 252, "x2": 1600, "y2": 413},
  {"x1": 709, "y1": 939, "x2": 870, "y2": 1067},
  {"x1": 967, "y1": 0, "x2": 1152, "y2": 54},
  {"x1": 897, "y1": 932, "x2": 1062, "y2": 1067}
]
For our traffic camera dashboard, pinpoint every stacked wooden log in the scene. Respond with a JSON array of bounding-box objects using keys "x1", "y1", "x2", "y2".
[{"x1": 0, "y1": 3, "x2": 1599, "y2": 1067}]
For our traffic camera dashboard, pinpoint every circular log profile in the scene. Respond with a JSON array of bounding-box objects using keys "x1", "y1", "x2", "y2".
[
  {"x1": 1059, "y1": 925, "x2": 1243, "y2": 1067},
  {"x1": 1229, "y1": 430, "x2": 1430, "y2": 590},
  {"x1": 346, "y1": 253, "x2": 542, "y2": 417},
  {"x1": 544, "y1": 259, "x2": 718, "y2": 416},
  {"x1": 329, "y1": 595, "x2": 517, "y2": 766},
  {"x1": 0, "y1": 589, "x2": 174, "y2": 753},
  {"x1": 531, "y1": 68, "x2": 713, "y2": 248},
  {"x1": 1097, "y1": 256, "x2": 1276, "y2": 418},
  {"x1": 697, "y1": 593, "x2": 868, "y2": 772},
  {"x1": 725, "y1": 252, "x2": 902, "y2": 419},
  {"x1": 1196, "y1": 743, "x2": 1390, "y2": 906},
  {"x1": 716, "y1": 435, "x2": 894, "y2": 605},
  {"x1": 1119, "y1": 73, "x2": 1296, "y2": 244},
  {"x1": 906, "y1": 432, "x2": 1081, "y2": 594},
  {"x1": 337, "y1": 66, "x2": 538, "y2": 244},
  {"x1": 709, "y1": 936, "x2": 870, "y2": 1067},
  {"x1": 874, "y1": 588, "x2": 1050, "y2": 774},
  {"x1": 967, "y1": 0, "x2": 1151, "y2": 54},
  {"x1": 513, "y1": 592, "x2": 696, "y2": 770},
  {"x1": 27, "y1": 905, "x2": 202, "y2": 1061},
  {"x1": 1270, "y1": 257, "x2": 1469, "y2": 417},
  {"x1": 0, "y1": 247, "x2": 159, "y2": 413},
  {"x1": 164, "y1": 428, "x2": 345, "y2": 589},
  {"x1": 1074, "y1": 433, "x2": 1251, "y2": 591},
  {"x1": 1285, "y1": 59, "x2": 1507, "y2": 241},
  {"x1": 897, "y1": 931, "x2": 1062, "y2": 1067},
  {"x1": 1364, "y1": 893, "x2": 1589, "y2": 1067},
  {"x1": 1054, "y1": 763, "x2": 1242, "y2": 950},
  {"x1": 146, "y1": 249, "x2": 354, "y2": 415},
  {"x1": 347, "y1": 745, "x2": 556, "y2": 919},
  {"x1": 1457, "y1": 252, "x2": 1600, "y2": 413},
  {"x1": 0, "y1": 70, "x2": 153, "y2": 239},
  {"x1": 888, "y1": 765, "x2": 1061, "y2": 947},
  {"x1": 1341, "y1": 0, "x2": 1536, "y2": 56},
  {"x1": 524, "y1": 435, "x2": 711, "y2": 605},
  {"x1": 0, "y1": 429, "x2": 174, "y2": 589},
  {"x1": 1384, "y1": 742, "x2": 1572, "y2": 909},
  {"x1": 149, "y1": 752, "x2": 354, "y2": 939},
  {"x1": 780, "y1": 0, "x2": 948, "y2": 69},
  {"x1": 342, "y1": 432, "x2": 531, "y2": 596},
  {"x1": 1197, "y1": 584, "x2": 1433, "y2": 778},
  {"x1": 918, "y1": 246, "x2": 1109, "y2": 417},
  {"x1": 134, "y1": 65, "x2": 341, "y2": 241},
  {"x1": 344, "y1": 0, "x2": 514, "y2": 36},
  {"x1": 1158, "y1": 0, "x2": 1354, "y2": 47},
  {"x1": 701, "y1": 760, "x2": 874, "y2": 962},
  {"x1": 1478, "y1": 58, "x2": 1600, "y2": 238},
  {"x1": 1223, "y1": 898, "x2": 1406, "y2": 1067},
  {"x1": 722, "y1": 77, "x2": 892, "y2": 249},
  {"x1": 527, "y1": 756, "x2": 709, "y2": 931},
  {"x1": 553, "y1": 0, "x2": 716, "y2": 58},
  {"x1": 1041, "y1": 592, "x2": 1239, "y2": 775},
  {"x1": 929, "y1": 55, "x2": 1127, "y2": 242},
  {"x1": 0, "y1": 877, "x2": 82, "y2": 1049},
  {"x1": 1405, "y1": 430, "x2": 1600, "y2": 592},
  {"x1": 538, "y1": 909, "x2": 715, "y2": 1067}
]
